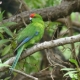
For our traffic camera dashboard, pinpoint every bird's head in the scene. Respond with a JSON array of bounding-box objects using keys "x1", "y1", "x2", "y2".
[{"x1": 29, "y1": 13, "x2": 42, "y2": 21}]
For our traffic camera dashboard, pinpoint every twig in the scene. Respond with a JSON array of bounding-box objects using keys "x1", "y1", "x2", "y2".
[
  {"x1": 50, "y1": 70, "x2": 54, "y2": 80},
  {"x1": 10, "y1": 68, "x2": 38, "y2": 80},
  {"x1": 18, "y1": 0, "x2": 27, "y2": 26},
  {"x1": 66, "y1": 16, "x2": 76, "y2": 59}
]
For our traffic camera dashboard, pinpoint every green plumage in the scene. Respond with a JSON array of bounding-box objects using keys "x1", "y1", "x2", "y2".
[{"x1": 10, "y1": 13, "x2": 45, "y2": 73}]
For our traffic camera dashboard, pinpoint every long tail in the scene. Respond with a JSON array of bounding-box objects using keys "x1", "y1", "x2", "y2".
[{"x1": 10, "y1": 46, "x2": 24, "y2": 73}]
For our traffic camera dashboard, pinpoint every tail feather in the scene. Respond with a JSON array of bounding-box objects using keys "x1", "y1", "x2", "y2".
[{"x1": 10, "y1": 46, "x2": 24, "y2": 73}]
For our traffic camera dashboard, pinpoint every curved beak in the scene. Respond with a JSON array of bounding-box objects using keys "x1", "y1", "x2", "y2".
[{"x1": 29, "y1": 17, "x2": 32, "y2": 21}]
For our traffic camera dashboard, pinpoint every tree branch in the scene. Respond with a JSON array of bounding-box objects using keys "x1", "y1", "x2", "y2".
[
  {"x1": 57, "y1": 18, "x2": 80, "y2": 28},
  {"x1": 2, "y1": 0, "x2": 80, "y2": 30},
  {"x1": 0, "y1": 34, "x2": 80, "y2": 71}
]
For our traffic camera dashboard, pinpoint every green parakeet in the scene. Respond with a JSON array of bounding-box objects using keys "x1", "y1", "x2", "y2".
[{"x1": 10, "y1": 13, "x2": 45, "y2": 72}]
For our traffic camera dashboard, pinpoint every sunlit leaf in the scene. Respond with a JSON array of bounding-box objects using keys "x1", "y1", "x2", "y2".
[
  {"x1": 0, "y1": 26, "x2": 4, "y2": 29},
  {"x1": 63, "y1": 71, "x2": 77, "y2": 77},
  {"x1": 13, "y1": 29, "x2": 17, "y2": 34},
  {"x1": 61, "y1": 68, "x2": 75, "y2": 71},
  {"x1": 69, "y1": 59, "x2": 79, "y2": 67}
]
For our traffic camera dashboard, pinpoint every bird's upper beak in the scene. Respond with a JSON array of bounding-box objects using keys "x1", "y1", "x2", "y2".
[{"x1": 29, "y1": 17, "x2": 32, "y2": 21}]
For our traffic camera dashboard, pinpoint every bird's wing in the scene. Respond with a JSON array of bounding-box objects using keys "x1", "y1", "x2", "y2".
[
  {"x1": 16, "y1": 23, "x2": 38, "y2": 43},
  {"x1": 15, "y1": 31, "x2": 39, "y2": 51}
]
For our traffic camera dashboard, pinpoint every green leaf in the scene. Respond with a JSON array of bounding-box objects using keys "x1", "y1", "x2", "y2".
[
  {"x1": 72, "y1": 78, "x2": 76, "y2": 80},
  {"x1": 69, "y1": 59, "x2": 78, "y2": 67},
  {"x1": 2, "y1": 44, "x2": 11, "y2": 56},
  {"x1": 0, "y1": 33, "x2": 4, "y2": 39},
  {"x1": 4, "y1": 27, "x2": 13, "y2": 37},
  {"x1": 61, "y1": 68, "x2": 75, "y2": 71},
  {"x1": 2, "y1": 22, "x2": 17, "y2": 27},
  {"x1": 0, "y1": 26, "x2": 4, "y2": 29},
  {"x1": 13, "y1": 29, "x2": 17, "y2": 34},
  {"x1": 0, "y1": 11, "x2": 4, "y2": 21},
  {"x1": 0, "y1": 26, "x2": 13, "y2": 37},
  {"x1": 0, "y1": 28, "x2": 4, "y2": 33},
  {"x1": 63, "y1": 71, "x2": 77, "y2": 77},
  {"x1": 0, "y1": 39, "x2": 10, "y2": 47},
  {"x1": 69, "y1": 73, "x2": 77, "y2": 79}
]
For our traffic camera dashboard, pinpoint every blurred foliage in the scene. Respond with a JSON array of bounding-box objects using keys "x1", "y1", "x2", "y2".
[
  {"x1": 0, "y1": 12, "x2": 17, "y2": 57},
  {"x1": 61, "y1": 59, "x2": 80, "y2": 80},
  {"x1": 25, "y1": 0, "x2": 61, "y2": 9},
  {"x1": 24, "y1": 52, "x2": 41, "y2": 73},
  {"x1": 59, "y1": 42, "x2": 80, "y2": 60}
]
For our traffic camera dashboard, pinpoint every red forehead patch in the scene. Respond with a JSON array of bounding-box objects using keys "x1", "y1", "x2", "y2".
[{"x1": 30, "y1": 13, "x2": 35, "y2": 18}]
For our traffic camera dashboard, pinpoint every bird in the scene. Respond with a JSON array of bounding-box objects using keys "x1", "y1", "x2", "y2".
[{"x1": 10, "y1": 13, "x2": 45, "y2": 73}]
